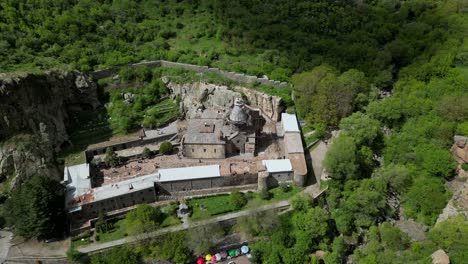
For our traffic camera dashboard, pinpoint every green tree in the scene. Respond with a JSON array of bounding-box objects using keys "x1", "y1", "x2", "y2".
[
  {"x1": 292, "y1": 207, "x2": 329, "y2": 247},
  {"x1": 372, "y1": 164, "x2": 412, "y2": 195},
  {"x1": 187, "y1": 223, "x2": 224, "y2": 255},
  {"x1": 104, "y1": 147, "x2": 119, "y2": 167},
  {"x1": 324, "y1": 236, "x2": 345, "y2": 264},
  {"x1": 324, "y1": 135, "x2": 358, "y2": 181},
  {"x1": 428, "y1": 215, "x2": 468, "y2": 264},
  {"x1": 4, "y1": 175, "x2": 64, "y2": 239},
  {"x1": 150, "y1": 232, "x2": 191, "y2": 263},
  {"x1": 339, "y1": 112, "x2": 381, "y2": 147},
  {"x1": 292, "y1": 66, "x2": 368, "y2": 126},
  {"x1": 403, "y1": 177, "x2": 451, "y2": 226},
  {"x1": 333, "y1": 179, "x2": 387, "y2": 234},
  {"x1": 235, "y1": 211, "x2": 279, "y2": 238},
  {"x1": 378, "y1": 222, "x2": 410, "y2": 251},
  {"x1": 290, "y1": 193, "x2": 312, "y2": 211},
  {"x1": 91, "y1": 246, "x2": 141, "y2": 264},
  {"x1": 414, "y1": 144, "x2": 456, "y2": 178},
  {"x1": 230, "y1": 189, "x2": 247, "y2": 209},
  {"x1": 159, "y1": 141, "x2": 173, "y2": 155},
  {"x1": 125, "y1": 204, "x2": 162, "y2": 235}
]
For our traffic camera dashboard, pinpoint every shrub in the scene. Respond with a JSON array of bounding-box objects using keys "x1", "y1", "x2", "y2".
[
  {"x1": 159, "y1": 141, "x2": 173, "y2": 155},
  {"x1": 279, "y1": 183, "x2": 291, "y2": 193},
  {"x1": 66, "y1": 248, "x2": 85, "y2": 263},
  {"x1": 230, "y1": 189, "x2": 248, "y2": 209},
  {"x1": 260, "y1": 190, "x2": 271, "y2": 200},
  {"x1": 462, "y1": 163, "x2": 468, "y2": 171},
  {"x1": 269, "y1": 67, "x2": 292, "y2": 82},
  {"x1": 291, "y1": 194, "x2": 312, "y2": 211},
  {"x1": 118, "y1": 66, "x2": 135, "y2": 81},
  {"x1": 142, "y1": 147, "x2": 152, "y2": 159},
  {"x1": 245, "y1": 191, "x2": 255, "y2": 200}
]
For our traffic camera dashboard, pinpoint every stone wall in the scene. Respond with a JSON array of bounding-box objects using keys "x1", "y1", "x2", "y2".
[
  {"x1": 85, "y1": 132, "x2": 176, "y2": 161},
  {"x1": 183, "y1": 143, "x2": 225, "y2": 159},
  {"x1": 271, "y1": 171, "x2": 294, "y2": 183},
  {"x1": 92, "y1": 60, "x2": 289, "y2": 88},
  {"x1": 75, "y1": 187, "x2": 157, "y2": 221}
]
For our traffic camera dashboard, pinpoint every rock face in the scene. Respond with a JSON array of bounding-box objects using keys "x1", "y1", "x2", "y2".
[
  {"x1": 0, "y1": 70, "x2": 99, "y2": 148},
  {"x1": 0, "y1": 70, "x2": 99, "y2": 190},
  {"x1": 165, "y1": 81, "x2": 283, "y2": 121},
  {"x1": 0, "y1": 135, "x2": 60, "y2": 190},
  {"x1": 235, "y1": 86, "x2": 283, "y2": 121}
]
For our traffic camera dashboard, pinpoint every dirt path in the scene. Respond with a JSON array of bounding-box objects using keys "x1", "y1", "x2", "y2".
[{"x1": 309, "y1": 141, "x2": 329, "y2": 182}]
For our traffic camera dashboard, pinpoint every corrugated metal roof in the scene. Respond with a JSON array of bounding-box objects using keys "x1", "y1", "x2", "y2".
[
  {"x1": 93, "y1": 174, "x2": 157, "y2": 202},
  {"x1": 64, "y1": 163, "x2": 92, "y2": 207},
  {"x1": 281, "y1": 113, "x2": 300, "y2": 133},
  {"x1": 158, "y1": 165, "x2": 221, "y2": 182},
  {"x1": 262, "y1": 159, "x2": 293, "y2": 173}
]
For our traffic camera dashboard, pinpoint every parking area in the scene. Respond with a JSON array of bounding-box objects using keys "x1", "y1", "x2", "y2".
[{"x1": 218, "y1": 255, "x2": 251, "y2": 264}]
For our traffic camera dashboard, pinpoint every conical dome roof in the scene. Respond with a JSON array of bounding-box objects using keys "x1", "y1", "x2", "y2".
[{"x1": 229, "y1": 98, "x2": 248, "y2": 124}]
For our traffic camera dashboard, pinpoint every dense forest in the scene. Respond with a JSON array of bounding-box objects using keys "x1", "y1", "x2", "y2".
[{"x1": 0, "y1": 0, "x2": 467, "y2": 263}]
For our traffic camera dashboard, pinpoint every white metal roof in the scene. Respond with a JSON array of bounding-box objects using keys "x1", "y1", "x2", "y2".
[
  {"x1": 281, "y1": 113, "x2": 300, "y2": 133},
  {"x1": 64, "y1": 163, "x2": 92, "y2": 207},
  {"x1": 157, "y1": 165, "x2": 221, "y2": 182},
  {"x1": 93, "y1": 174, "x2": 157, "y2": 202},
  {"x1": 262, "y1": 159, "x2": 293, "y2": 173}
]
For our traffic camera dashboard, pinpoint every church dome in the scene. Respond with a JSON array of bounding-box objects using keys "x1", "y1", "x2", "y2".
[{"x1": 229, "y1": 98, "x2": 248, "y2": 124}]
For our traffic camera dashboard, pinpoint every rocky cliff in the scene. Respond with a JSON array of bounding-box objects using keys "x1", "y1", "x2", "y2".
[
  {"x1": 0, "y1": 70, "x2": 99, "y2": 190},
  {"x1": 164, "y1": 80, "x2": 283, "y2": 121}
]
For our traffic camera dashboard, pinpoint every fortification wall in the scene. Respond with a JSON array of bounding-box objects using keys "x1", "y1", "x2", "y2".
[{"x1": 92, "y1": 60, "x2": 289, "y2": 88}]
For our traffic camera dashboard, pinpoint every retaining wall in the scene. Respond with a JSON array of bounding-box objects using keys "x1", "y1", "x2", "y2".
[{"x1": 92, "y1": 60, "x2": 289, "y2": 88}]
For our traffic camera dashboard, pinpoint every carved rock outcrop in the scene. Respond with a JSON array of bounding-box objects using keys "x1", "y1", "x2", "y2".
[{"x1": 165, "y1": 81, "x2": 283, "y2": 121}]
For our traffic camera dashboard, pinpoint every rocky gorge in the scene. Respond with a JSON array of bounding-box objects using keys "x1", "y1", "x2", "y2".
[{"x1": 0, "y1": 71, "x2": 99, "y2": 190}]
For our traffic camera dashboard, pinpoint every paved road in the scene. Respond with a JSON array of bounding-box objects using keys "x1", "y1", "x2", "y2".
[
  {"x1": 0, "y1": 230, "x2": 13, "y2": 263},
  {"x1": 78, "y1": 200, "x2": 290, "y2": 254}
]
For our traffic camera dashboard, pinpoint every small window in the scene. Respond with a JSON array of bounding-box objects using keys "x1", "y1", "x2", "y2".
[
  {"x1": 204, "y1": 149, "x2": 206, "y2": 152},
  {"x1": 192, "y1": 148, "x2": 194, "y2": 152},
  {"x1": 142, "y1": 197, "x2": 145, "y2": 201},
  {"x1": 237, "y1": 140, "x2": 240, "y2": 143},
  {"x1": 214, "y1": 149, "x2": 216, "y2": 153}
]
